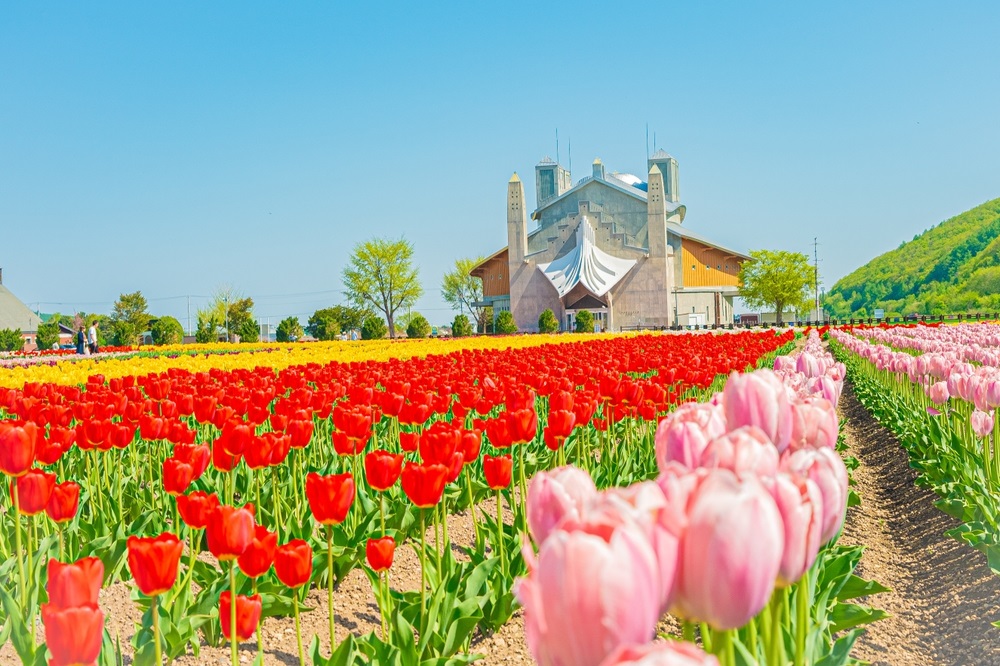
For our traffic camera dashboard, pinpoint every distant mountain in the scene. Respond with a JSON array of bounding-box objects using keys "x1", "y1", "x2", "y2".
[{"x1": 824, "y1": 198, "x2": 1000, "y2": 318}]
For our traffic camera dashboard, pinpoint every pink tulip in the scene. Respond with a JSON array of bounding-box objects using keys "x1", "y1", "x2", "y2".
[
  {"x1": 788, "y1": 397, "x2": 839, "y2": 451},
  {"x1": 782, "y1": 447, "x2": 848, "y2": 543},
  {"x1": 971, "y1": 410, "x2": 994, "y2": 439},
  {"x1": 598, "y1": 641, "x2": 720, "y2": 666},
  {"x1": 796, "y1": 352, "x2": 823, "y2": 378},
  {"x1": 723, "y1": 370, "x2": 793, "y2": 452},
  {"x1": 699, "y1": 426, "x2": 779, "y2": 478},
  {"x1": 671, "y1": 469, "x2": 784, "y2": 630},
  {"x1": 654, "y1": 402, "x2": 727, "y2": 471},
  {"x1": 927, "y1": 382, "x2": 950, "y2": 405},
  {"x1": 987, "y1": 380, "x2": 1000, "y2": 410},
  {"x1": 763, "y1": 472, "x2": 822, "y2": 586},
  {"x1": 516, "y1": 524, "x2": 661, "y2": 666},
  {"x1": 527, "y1": 466, "x2": 598, "y2": 547}
]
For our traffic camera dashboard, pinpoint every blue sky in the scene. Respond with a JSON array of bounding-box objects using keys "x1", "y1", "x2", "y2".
[{"x1": 3, "y1": 2, "x2": 998, "y2": 330}]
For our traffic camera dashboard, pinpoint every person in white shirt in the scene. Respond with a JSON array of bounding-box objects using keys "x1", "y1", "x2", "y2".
[{"x1": 88, "y1": 321, "x2": 99, "y2": 354}]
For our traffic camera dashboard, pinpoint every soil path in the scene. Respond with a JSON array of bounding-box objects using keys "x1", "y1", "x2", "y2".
[{"x1": 838, "y1": 377, "x2": 1000, "y2": 665}]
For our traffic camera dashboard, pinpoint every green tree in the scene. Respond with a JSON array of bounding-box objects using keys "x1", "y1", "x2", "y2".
[
  {"x1": 307, "y1": 309, "x2": 342, "y2": 340},
  {"x1": 738, "y1": 249, "x2": 814, "y2": 325},
  {"x1": 406, "y1": 313, "x2": 431, "y2": 339},
  {"x1": 276, "y1": 316, "x2": 304, "y2": 342},
  {"x1": 480, "y1": 306, "x2": 494, "y2": 334},
  {"x1": 343, "y1": 236, "x2": 422, "y2": 338},
  {"x1": 442, "y1": 256, "x2": 489, "y2": 332},
  {"x1": 538, "y1": 308, "x2": 559, "y2": 333},
  {"x1": 574, "y1": 310, "x2": 594, "y2": 333},
  {"x1": 110, "y1": 291, "x2": 152, "y2": 346},
  {"x1": 361, "y1": 315, "x2": 388, "y2": 340},
  {"x1": 197, "y1": 285, "x2": 256, "y2": 342},
  {"x1": 0, "y1": 328, "x2": 23, "y2": 351},
  {"x1": 495, "y1": 310, "x2": 518, "y2": 334},
  {"x1": 150, "y1": 316, "x2": 184, "y2": 345},
  {"x1": 36, "y1": 317, "x2": 61, "y2": 351},
  {"x1": 451, "y1": 314, "x2": 473, "y2": 338}
]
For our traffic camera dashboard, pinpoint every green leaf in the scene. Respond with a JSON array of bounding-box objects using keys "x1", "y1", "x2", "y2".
[
  {"x1": 828, "y1": 602, "x2": 890, "y2": 633},
  {"x1": 0, "y1": 584, "x2": 36, "y2": 665},
  {"x1": 836, "y1": 574, "x2": 891, "y2": 601}
]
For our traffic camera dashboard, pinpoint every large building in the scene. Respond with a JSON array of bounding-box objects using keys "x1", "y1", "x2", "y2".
[
  {"x1": 0, "y1": 269, "x2": 42, "y2": 350},
  {"x1": 471, "y1": 150, "x2": 750, "y2": 331}
]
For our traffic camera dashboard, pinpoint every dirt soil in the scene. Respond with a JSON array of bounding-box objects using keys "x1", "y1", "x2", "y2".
[{"x1": 838, "y1": 377, "x2": 1000, "y2": 666}]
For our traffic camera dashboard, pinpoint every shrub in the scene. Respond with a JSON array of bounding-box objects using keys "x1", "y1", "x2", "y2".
[
  {"x1": 495, "y1": 310, "x2": 518, "y2": 334},
  {"x1": 150, "y1": 316, "x2": 184, "y2": 345},
  {"x1": 276, "y1": 316, "x2": 304, "y2": 342},
  {"x1": 538, "y1": 309, "x2": 559, "y2": 333},
  {"x1": 406, "y1": 314, "x2": 431, "y2": 339},
  {"x1": 0, "y1": 328, "x2": 22, "y2": 351},
  {"x1": 574, "y1": 310, "x2": 594, "y2": 333},
  {"x1": 451, "y1": 314, "x2": 473, "y2": 338},
  {"x1": 36, "y1": 319, "x2": 60, "y2": 351},
  {"x1": 361, "y1": 315, "x2": 388, "y2": 340}
]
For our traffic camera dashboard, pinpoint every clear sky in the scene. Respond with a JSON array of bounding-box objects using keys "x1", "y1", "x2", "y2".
[{"x1": 3, "y1": 2, "x2": 998, "y2": 331}]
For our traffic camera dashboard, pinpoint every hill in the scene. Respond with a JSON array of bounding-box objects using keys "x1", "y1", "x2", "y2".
[{"x1": 824, "y1": 198, "x2": 1000, "y2": 318}]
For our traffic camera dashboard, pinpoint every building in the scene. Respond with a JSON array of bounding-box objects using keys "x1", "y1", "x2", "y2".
[
  {"x1": 471, "y1": 150, "x2": 750, "y2": 331},
  {"x1": 0, "y1": 269, "x2": 42, "y2": 350}
]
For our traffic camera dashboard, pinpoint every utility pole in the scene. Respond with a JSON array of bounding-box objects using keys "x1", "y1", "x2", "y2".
[{"x1": 187, "y1": 296, "x2": 191, "y2": 337}]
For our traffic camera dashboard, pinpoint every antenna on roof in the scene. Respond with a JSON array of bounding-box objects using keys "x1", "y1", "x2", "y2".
[
  {"x1": 556, "y1": 128, "x2": 560, "y2": 165},
  {"x1": 653, "y1": 131, "x2": 657, "y2": 152}
]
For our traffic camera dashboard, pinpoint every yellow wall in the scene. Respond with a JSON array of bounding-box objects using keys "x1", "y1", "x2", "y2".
[{"x1": 680, "y1": 240, "x2": 743, "y2": 288}]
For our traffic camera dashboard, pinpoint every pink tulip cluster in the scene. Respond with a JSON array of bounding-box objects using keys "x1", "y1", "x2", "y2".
[
  {"x1": 831, "y1": 327, "x2": 1000, "y2": 436},
  {"x1": 516, "y1": 332, "x2": 847, "y2": 666}
]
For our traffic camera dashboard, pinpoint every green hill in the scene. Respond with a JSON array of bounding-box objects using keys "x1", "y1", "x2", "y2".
[{"x1": 824, "y1": 197, "x2": 1000, "y2": 318}]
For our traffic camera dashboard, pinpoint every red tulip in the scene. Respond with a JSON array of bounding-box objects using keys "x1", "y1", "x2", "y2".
[
  {"x1": 46, "y1": 481, "x2": 81, "y2": 523},
  {"x1": 47, "y1": 557, "x2": 103, "y2": 608},
  {"x1": 173, "y1": 443, "x2": 211, "y2": 478},
  {"x1": 206, "y1": 504, "x2": 255, "y2": 561},
  {"x1": 399, "y1": 431, "x2": 420, "y2": 452},
  {"x1": 41, "y1": 603, "x2": 104, "y2": 666},
  {"x1": 238, "y1": 525, "x2": 278, "y2": 579},
  {"x1": 220, "y1": 591, "x2": 263, "y2": 641},
  {"x1": 0, "y1": 421, "x2": 38, "y2": 477},
  {"x1": 483, "y1": 454, "x2": 513, "y2": 490},
  {"x1": 286, "y1": 419, "x2": 314, "y2": 449},
  {"x1": 365, "y1": 450, "x2": 404, "y2": 491},
  {"x1": 193, "y1": 395, "x2": 217, "y2": 423},
  {"x1": 10, "y1": 467, "x2": 55, "y2": 515},
  {"x1": 460, "y1": 429, "x2": 482, "y2": 462},
  {"x1": 176, "y1": 491, "x2": 220, "y2": 530},
  {"x1": 127, "y1": 533, "x2": 184, "y2": 597},
  {"x1": 306, "y1": 472, "x2": 355, "y2": 526},
  {"x1": 275, "y1": 539, "x2": 313, "y2": 588},
  {"x1": 366, "y1": 536, "x2": 395, "y2": 572},
  {"x1": 400, "y1": 462, "x2": 449, "y2": 508},
  {"x1": 162, "y1": 457, "x2": 195, "y2": 496}
]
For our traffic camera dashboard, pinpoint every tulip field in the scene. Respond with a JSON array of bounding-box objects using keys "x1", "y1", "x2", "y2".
[
  {"x1": 0, "y1": 328, "x2": 896, "y2": 666},
  {"x1": 831, "y1": 324, "x2": 1000, "y2": 585}
]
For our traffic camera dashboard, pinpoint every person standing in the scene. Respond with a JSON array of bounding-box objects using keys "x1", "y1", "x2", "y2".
[
  {"x1": 88, "y1": 320, "x2": 99, "y2": 354},
  {"x1": 76, "y1": 326, "x2": 86, "y2": 355}
]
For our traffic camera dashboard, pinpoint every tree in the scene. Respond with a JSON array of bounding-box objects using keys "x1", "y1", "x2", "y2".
[
  {"x1": 495, "y1": 310, "x2": 518, "y2": 334},
  {"x1": 574, "y1": 310, "x2": 594, "y2": 333},
  {"x1": 451, "y1": 314, "x2": 473, "y2": 338},
  {"x1": 276, "y1": 316, "x2": 304, "y2": 342},
  {"x1": 738, "y1": 250, "x2": 814, "y2": 325},
  {"x1": 237, "y1": 317, "x2": 260, "y2": 343},
  {"x1": 442, "y1": 256, "x2": 489, "y2": 332},
  {"x1": 36, "y1": 317, "x2": 61, "y2": 351},
  {"x1": 0, "y1": 328, "x2": 23, "y2": 352},
  {"x1": 197, "y1": 285, "x2": 256, "y2": 342},
  {"x1": 406, "y1": 313, "x2": 431, "y2": 339},
  {"x1": 307, "y1": 309, "x2": 341, "y2": 340},
  {"x1": 110, "y1": 291, "x2": 152, "y2": 346},
  {"x1": 150, "y1": 316, "x2": 184, "y2": 345},
  {"x1": 361, "y1": 315, "x2": 388, "y2": 340},
  {"x1": 195, "y1": 312, "x2": 221, "y2": 343},
  {"x1": 480, "y1": 306, "x2": 494, "y2": 334},
  {"x1": 343, "y1": 237, "x2": 422, "y2": 338},
  {"x1": 538, "y1": 309, "x2": 559, "y2": 333}
]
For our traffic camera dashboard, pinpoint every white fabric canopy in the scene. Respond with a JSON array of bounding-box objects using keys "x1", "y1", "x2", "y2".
[{"x1": 537, "y1": 218, "x2": 637, "y2": 298}]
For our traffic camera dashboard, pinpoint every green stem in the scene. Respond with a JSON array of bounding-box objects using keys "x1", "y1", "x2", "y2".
[
  {"x1": 153, "y1": 597, "x2": 163, "y2": 666},
  {"x1": 419, "y1": 510, "x2": 427, "y2": 638},
  {"x1": 517, "y1": 442, "x2": 527, "y2": 531},
  {"x1": 496, "y1": 490, "x2": 506, "y2": 578},
  {"x1": 682, "y1": 620, "x2": 696, "y2": 643},
  {"x1": 254, "y1": 578, "x2": 263, "y2": 657},
  {"x1": 794, "y1": 576, "x2": 809, "y2": 666},
  {"x1": 293, "y1": 586, "x2": 305, "y2": 666},
  {"x1": 717, "y1": 629, "x2": 734, "y2": 666},
  {"x1": 379, "y1": 492, "x2": 386, "y2": 536},
  {"x1": 12, "y1": 482, "x2": 26, "y2": 610},
  {"x1": 327, "y1": 525, "x2": 336, "y2": 652},
  {"x1": 230, "y1": 562, "x2": 238, "y2": 666},
  {"x1": 465, "y1": 471, "x2": 480, "y2": 548}
]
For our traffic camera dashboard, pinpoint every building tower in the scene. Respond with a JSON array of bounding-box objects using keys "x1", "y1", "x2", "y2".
[
  {"x1": 534, "y1": 157, "x2": 571, "y2": 206},
  {"x1": 648, "y1": 149, "x2": 680, "y2": 205},
  {"x1": 507, "y1": 173, "x2": 527, "y2": 264}
]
